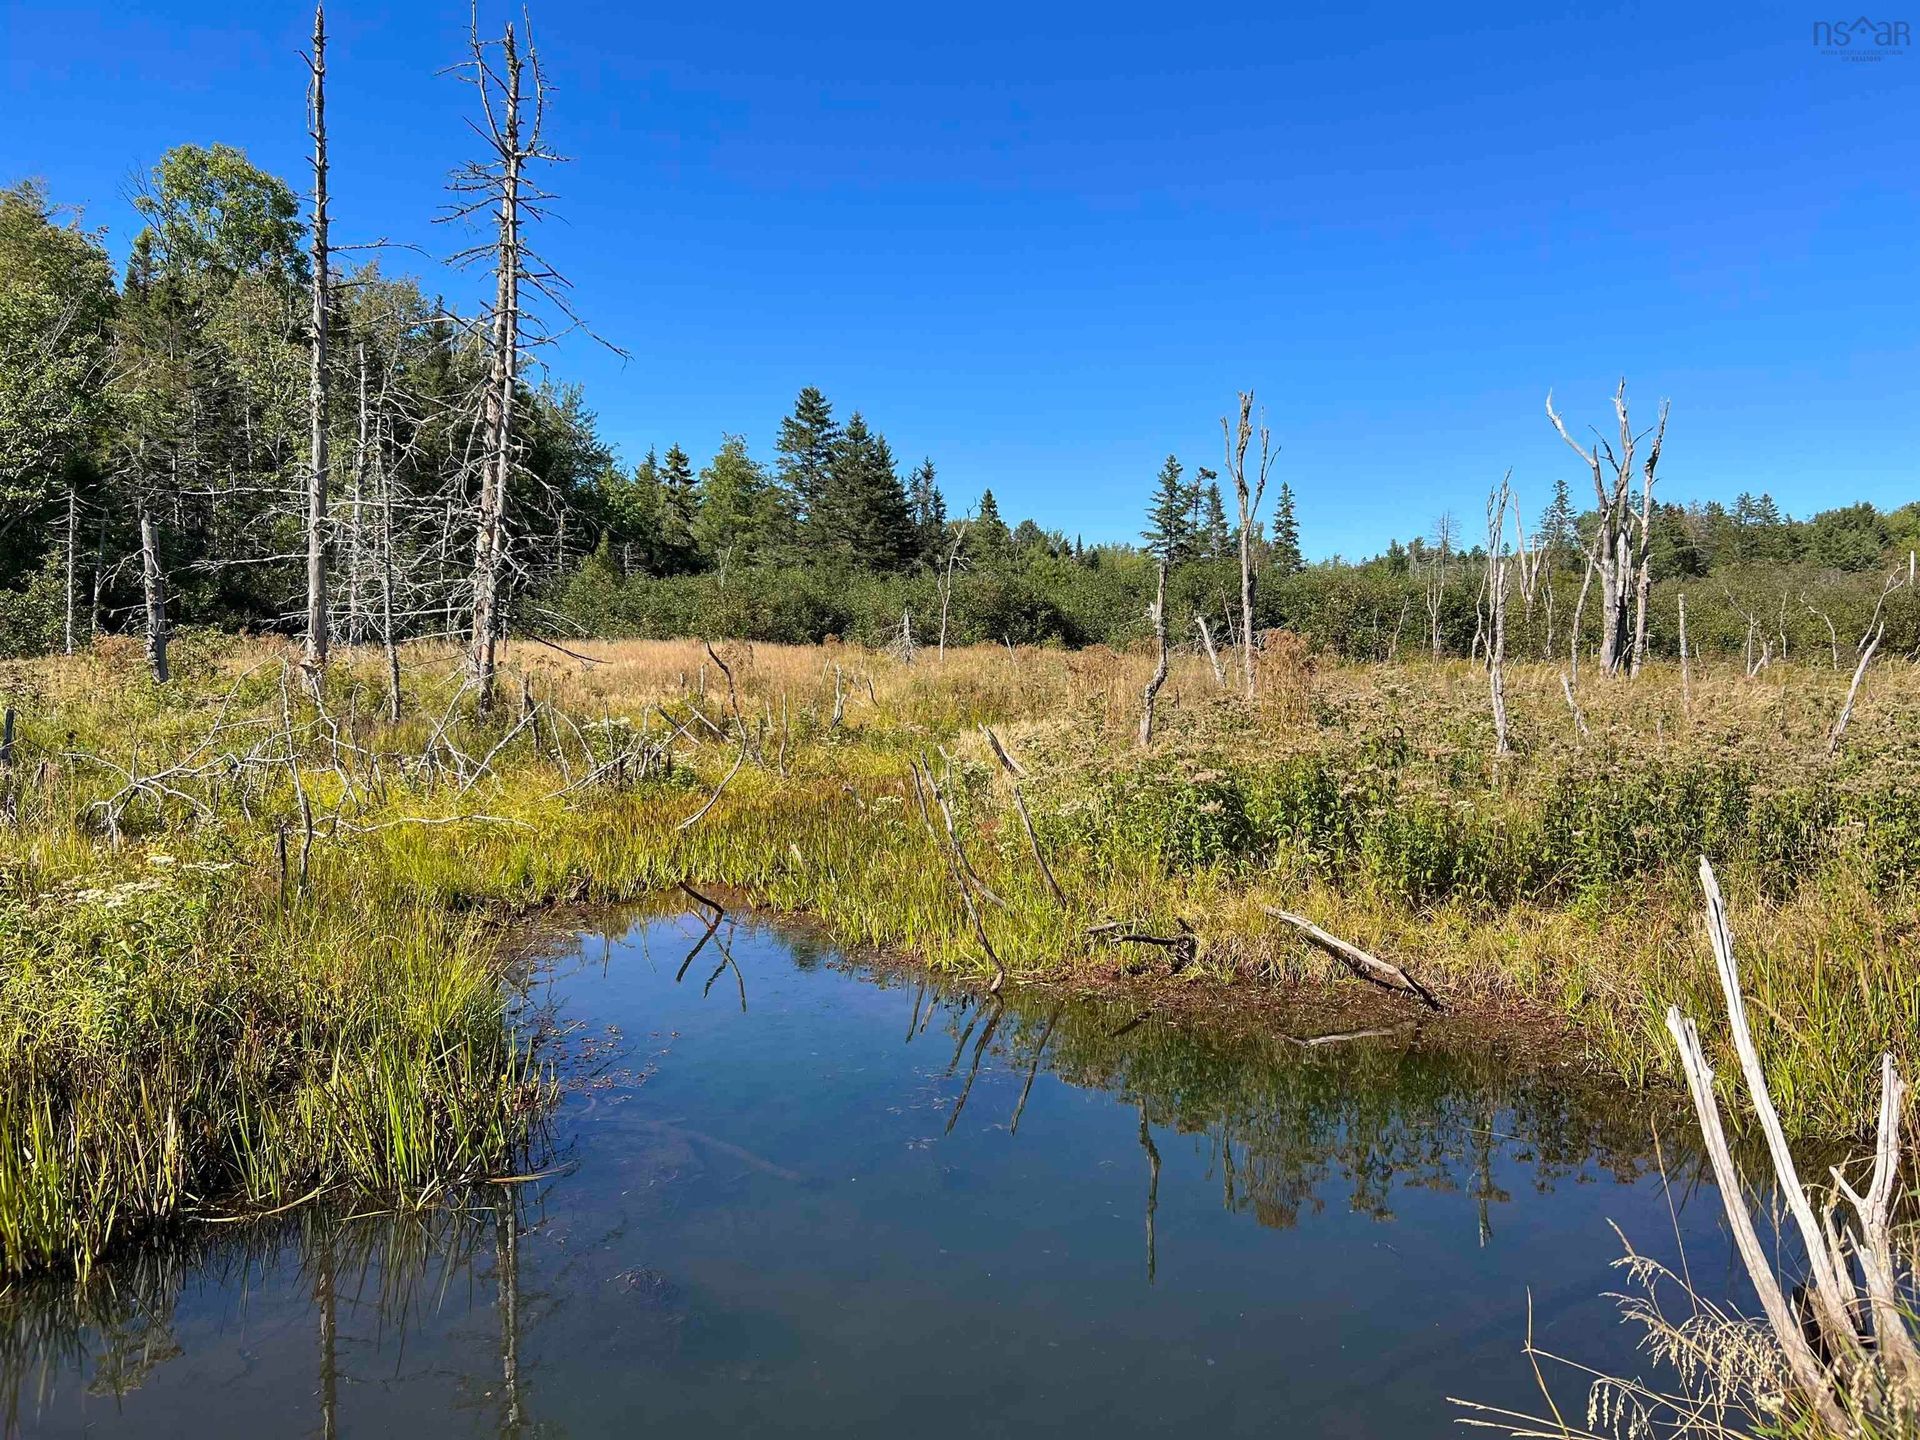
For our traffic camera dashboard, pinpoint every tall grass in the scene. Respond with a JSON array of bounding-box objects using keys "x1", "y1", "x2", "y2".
[{"x1": 0, "y1": 632, "x2": 1913, "y2": 1275}]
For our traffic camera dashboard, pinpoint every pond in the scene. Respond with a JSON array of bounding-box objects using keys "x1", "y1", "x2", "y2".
[{"x1": 3, "y1": 910, "x2": 1739, "y2": 1438}]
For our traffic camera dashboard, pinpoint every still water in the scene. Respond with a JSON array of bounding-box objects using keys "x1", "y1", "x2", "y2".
[{"x1": 3, "y1": 911, "x2": 1738, "y2": 1437}]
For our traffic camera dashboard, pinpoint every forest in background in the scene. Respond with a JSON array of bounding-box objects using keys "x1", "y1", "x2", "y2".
[{"x1": 5, "y1": 137, "x2": 1918, "y2": 668}]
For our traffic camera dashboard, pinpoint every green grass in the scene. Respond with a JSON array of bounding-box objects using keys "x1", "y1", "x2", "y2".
[{"x1": 0, "y1": 632, "x2": 1914, "y2": 1277}]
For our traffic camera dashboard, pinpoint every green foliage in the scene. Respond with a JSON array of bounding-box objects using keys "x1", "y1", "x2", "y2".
[{"x1": 0, "y1": 182, "x2": 114, "y2": 551}]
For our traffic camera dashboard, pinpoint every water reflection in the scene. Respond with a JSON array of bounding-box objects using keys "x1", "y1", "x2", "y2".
[{"x1": 0, "y1": 910, "x2": 1718, "y2": 1439}]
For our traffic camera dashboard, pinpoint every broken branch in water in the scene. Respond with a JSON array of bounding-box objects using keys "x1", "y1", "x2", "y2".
[
  {"x1": 1261, "y1": 907, "x2": 1444, "y2": 1011},
  {"x1": 674, "y1": 884, "x2": 726, "y2": 982}
]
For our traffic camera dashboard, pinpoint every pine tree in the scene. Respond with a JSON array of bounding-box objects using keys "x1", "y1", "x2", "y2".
[
  {"x1": 775, "y1": 386, "x2": 838, "y2": 533},
  {"x1": 1141, "y1": 455, "x2": 1193, "y2": 563},
  {"x1": 907, "y1": 457, "x2": 947, "y2": 566},
  {"x1": 1271, "y1": 482, "x2": 1302, "y2": 573}
]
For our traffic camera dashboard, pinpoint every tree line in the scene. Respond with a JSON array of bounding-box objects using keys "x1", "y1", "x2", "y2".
[{"x1": 1, "y1": 9, "x2": 1914, "y2": 679}]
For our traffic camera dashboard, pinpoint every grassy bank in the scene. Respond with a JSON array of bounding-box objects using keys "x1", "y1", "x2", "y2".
[{"x1": 0, "y1": 634, "x2": 1914, "y2": 1276}]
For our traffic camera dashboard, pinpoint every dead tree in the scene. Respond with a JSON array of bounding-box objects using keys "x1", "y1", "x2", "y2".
[
  {"x1": 446, "y1": 21, "x2": 539, "y2": 711},
  {"x1": 62, "y1": 485, "x2": 78, "y2": 655},
  {"x1": 136, "y1": 493, "x2": 170, "y2": 683},
  {"x1": 1222, "y1": 392, "x2": 1276, "y2": 696},
  {"x1": 1139, "y1": 560, "x2": 1169, "y2": 747},
  {"x1": 302, "y1": 2, "x2": 332, "y2": 679},
  {"x1": 1546, "y1": 382, "x2": 1668, "y2": 676},
  {"x1": 1423, "y1": 513, "x2": 1455, "y2": 658},
  {"x1": 1485, "y1": 475, "x2": 1513, "y2": 758},
  {"x1": 937, "y1": 518, "x2": 970, "y2": 661}
]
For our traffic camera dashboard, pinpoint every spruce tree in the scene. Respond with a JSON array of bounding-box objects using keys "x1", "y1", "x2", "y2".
[
  {"x1": 1141, "y1": 455, "x2": 1193, "y2": 563},
  {"x1": 660, "y1": 443, "x2": 698, "y2": 571},
  {"x1": 1271, "y1": 482, "x2": 1302, "y2": 573},
  {"x1": 970, "y1": 488, "x2": 1013, "y2": 563},
  {"x1": 1536, "y1": 476, "x2": 1576, "y2": 558},
  {"x1": 818, "y1": 412, "x2": 915, "y2": 569},
  {"x1": 775, "y1": 386, "x2": 838, "y2": 534},
  {"x1": 908, "y1": 457, "x2": 947, "y2": 565},
  {"x1": 1198, "y1": 474, "x2": 1229, "y2": 558}
]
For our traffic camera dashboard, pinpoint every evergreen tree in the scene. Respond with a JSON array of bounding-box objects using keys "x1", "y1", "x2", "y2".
[
  {"x1": 1197, "y1": 472, "x2": 1229, "y2": 558},
  {"x1": 969, "y1": 488, "x2": 1013, "y2": 564},
  {"x1": 1536, "y1": 476, "x2": 1577, "y2": 558},
  {"x1": 907, "y1": 457, "x2": 947, "y2": 565},
  {"x1": 1141, "y1": 455, "x2": 1193, "y2": 563},
  {"x1": 659, "y1": 443, "x2": 699, "y2": 570},
  {"x1": 818, "y1": 412, "x2": 915, "y2": 569},
  {"x1": 1271, "y1": 482, "x2": 1302, "y2": 573},
  {"x1": 775, "y1": 386, "x2": 838, "y2": 533}
]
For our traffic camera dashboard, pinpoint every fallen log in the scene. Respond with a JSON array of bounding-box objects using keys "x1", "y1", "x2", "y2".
[{"x1": 1261, "y1": 907, "x2": 1445, "y2": 1012}]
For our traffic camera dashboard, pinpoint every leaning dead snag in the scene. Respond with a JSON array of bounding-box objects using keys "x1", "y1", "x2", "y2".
[
  {"x1": 910, "y1": 756, "x2": 1008, "y2": 993},
  {"x1": 1829, "y1": 619, "x2": 1882, "y2": 756},
  {"x1": 982, "y1": 726, "x2": 1065, "y2": 905},
  {"x1": 1261, "y1": 907, "x2": 1443, "y2": 1011}
]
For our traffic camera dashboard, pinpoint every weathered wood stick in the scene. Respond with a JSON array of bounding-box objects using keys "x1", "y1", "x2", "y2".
[{"x1": 1261, "y1": 907, "x2": 1444, "y2": 1011}]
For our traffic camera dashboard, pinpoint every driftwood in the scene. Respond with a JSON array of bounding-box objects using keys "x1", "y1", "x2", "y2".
[
  {"x1": 1261, "y1": 907, "x2": 1443, "y2": 1011},
  {"x1": 1089, "y1": 919, "x2": 1196, "y2": 974}
]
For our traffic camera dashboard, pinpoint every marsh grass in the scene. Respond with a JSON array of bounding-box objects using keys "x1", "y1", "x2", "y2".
[{"x1": 0, "y1": 634, "x2": 1913, "y2": 1276}]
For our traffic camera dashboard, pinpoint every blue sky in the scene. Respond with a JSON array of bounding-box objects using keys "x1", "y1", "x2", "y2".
[{"x1": 4, "y1": 1, "x2": 1916, "y2": 556}]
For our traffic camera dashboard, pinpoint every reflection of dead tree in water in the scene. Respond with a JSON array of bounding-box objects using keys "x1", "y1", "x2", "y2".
[
  {"x1": 316, "y1": 1236, "x2": 338, "y2": 1440},
  {"x1": 495, "y1": 1204, "x2": 524, "y2": 1438},
  {"x1": 1009, "y1": 1006, "x2": 1063, "y2": 1135},
  {"x1": 1139, "y1": 1104, "x2": 1162, "y2": 1283},
  {"x1": 946, "y1": 1001, "x2": 1005, "y2": 1134}
]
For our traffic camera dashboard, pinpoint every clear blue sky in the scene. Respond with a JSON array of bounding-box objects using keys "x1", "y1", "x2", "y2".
[{"x1": 5, "y1": 1, "x2": 1916, "y2": 556}]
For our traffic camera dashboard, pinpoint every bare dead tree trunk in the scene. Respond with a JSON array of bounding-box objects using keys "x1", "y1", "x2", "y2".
[
  {"x1": 937, "y1": 520, "x2": 968, "y2": 661},
  {"x1": 1139, "y1": 560, "x2": 1169, "y2": 748},
  {"x1": 380, "y1": 402, "x2": 401, "y2": 722},
  {"x1": 348, "y1": 340, "x2": 368, "y2": 647},
  {"x1": 303, "y1": 2, "x2": 332, "y2": 679},
  {"x1": 1195, "y1": 614, "x2": 1225, "y2": 687},
  {"x1": 1485, "y1": 475, "x2": 1513, "y2": 759},
  {"x1": 1831, "y1": 620, "x2": 1884, "y2": 756},
  {"x1": 1567, "y1": 549, "x2": 1595, "y2": 685},
  {"x1": 136, "y1": 496, "x2": 169, "y2": 684},
  {"x1": 1678, "y1": 591, "x2": 1691, "y2": 711},
  {"x1": 63, "y1": 484, "x2": 77, "y2": 655},
  {"x1": 1222, "y1": 391, "x2": 1275, "y2": 697},
  {"x1": 452, "y1": 19, "x2": 543, "y2": 713},
  {"x1": 88, "y1": 504, "x2": 106, "y2": 641},
  {"x1": 1547, "y1": 383, "x2": 1667, "y2": 677}
]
